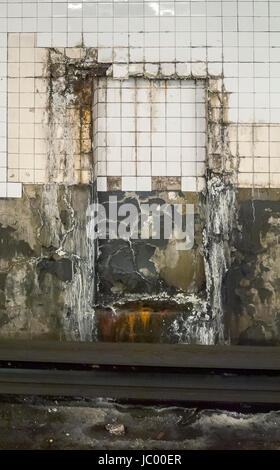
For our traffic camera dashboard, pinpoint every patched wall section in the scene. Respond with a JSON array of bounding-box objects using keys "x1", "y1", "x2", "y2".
[{"x1": 93, "y1": 77, "x2": 206, "y2": 192}]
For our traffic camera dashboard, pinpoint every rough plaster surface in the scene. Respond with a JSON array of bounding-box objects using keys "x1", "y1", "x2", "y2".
[{"x1": 0, "y1": 184, "x2": 95, "y2": 341}]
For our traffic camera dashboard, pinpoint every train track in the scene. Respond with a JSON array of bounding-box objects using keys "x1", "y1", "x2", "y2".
[{"x1": 0, "y1": 340, "x2": 279, "y2": 404}]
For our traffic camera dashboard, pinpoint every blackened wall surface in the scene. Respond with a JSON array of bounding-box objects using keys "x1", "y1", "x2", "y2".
[
  {"x1": 96, "y1": 190, "x2": 204, "y2": 304},
  {"x1": 225, "y1": 189, "x2": 280, "y2": 345}
]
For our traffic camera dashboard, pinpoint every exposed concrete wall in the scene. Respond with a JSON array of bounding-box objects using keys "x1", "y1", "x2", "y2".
[
  {"x1": 225, "y1": 189, "x2": 280, "y2": 345},
  {"x1": 1, "y1": 185, "x2": 279, "y2": 345},
  {"x1": 0, "y1": 184, "x2": 95, "y2": 341}
]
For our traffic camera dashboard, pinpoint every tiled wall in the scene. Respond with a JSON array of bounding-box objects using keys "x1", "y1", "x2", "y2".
[
  {"x1": 0, "y1": 1, "x2": 279, "y2": 196},
  {"x1": 93, "y1": 77, "x2": 206, "y2": 192},
  {"x1": 0, "y1": 32, "x2": 7, "y2": 196},
  {"x1": 7, "y1": 32, "x2": 48, "y2": 186},
  {"x1": 0, "y1": 31, "x2": 22, "y2": 197},
  {"x1": 229, "y1": 124, "x2": 280, "y2": 188}
]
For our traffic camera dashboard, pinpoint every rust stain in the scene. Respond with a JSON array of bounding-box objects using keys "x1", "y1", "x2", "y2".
[
  {"x1": 140, "y1": 306, "x2": 151, "y2": 329},
  {"x1": 95, "y1": 301, "x2": 189, "y2": 342},
  {"x1": 128, "y1": 313, "x2": 135, "y2": 341},
  {"x1": 128, "y1": 307, "x2": 151, "y2": 341}
]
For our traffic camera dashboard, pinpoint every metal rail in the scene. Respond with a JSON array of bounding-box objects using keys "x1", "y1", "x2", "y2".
[
  {"x1": 0, "y1": 340, "x2": 279, "y2": 404},
  {"x1": 0, "y1": 367, "x2": 280, "y2": 404},
  {"x1": 0, "y1": 339, "x2": 279, "y2": 369}
]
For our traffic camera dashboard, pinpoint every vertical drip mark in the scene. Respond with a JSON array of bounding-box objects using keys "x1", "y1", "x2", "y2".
[
  {"x1": 64, "y1": 183, "x2": 97, "y2": 341},
  {"x1": 39, "y1": 184, "x2": 96, "y2": 342},
  {"x1": 203, "y1": 176, "x2": 237, "y2": 343},
  {"x1": 203, "y1": 82, "x2": 239, "y2": 344},
  {"x1": 44, "y1": 49, "x2": 100, "y2": 340},
  {"x1": 63, "y1": 83, "x2": 98, "y2": 341}
]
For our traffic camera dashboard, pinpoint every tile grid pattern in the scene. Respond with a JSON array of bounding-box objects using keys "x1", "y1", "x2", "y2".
[
  {"x1": 229, "y1": 124, "x2": 280, "y2": 188},
  {"x1": 0, "y1": 31, "x2": 22, "y2": 198},
  {"x1": 0, "y1": 33, "x2": 7, "y2": 197},
  {"x1": 7, "y1": 33, "x2": 47, "y2": 187},
  {"x1": 93, "y1": 78, "x2": 206, "y2": 192},
  {"x1": 0, "y1": 1, "x2": 278, "y2": 123}
]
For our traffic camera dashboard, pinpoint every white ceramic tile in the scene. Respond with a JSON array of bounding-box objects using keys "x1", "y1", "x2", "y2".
[
  {"x1": 152, "y1": 162, "x2": 166, "y2": 176},
  {"x1": 122, "y1": 161, "x2": 136, "y2": 176},
  {"x1": 166, "y1": 162, "x2": 181, "y2": 176},
  {"x1": 122, "y1": 176, "x2": 137, "y2": 191},
  {"x1": 181, "y1": 177, "x2": 196, "y2": 192},
  {"x1": 182, "y1": 161, "x2": 197, "y2": 177},
  {"x1": 6, "y1": 182, "x2": 22, "y2": 198},
  {"x1": 137, "y1": 176, "x2": 151, "y2": 192},
  {"x1": 97, "y1": 176, "x2": 107, "y2": 192},
  {"x1": 270, "y1": 173, "x2": 280, "y2": 188},
  {"x1": 36, "y1": 33, "x2": 52, "y2": 47},
  {"x1": 0, "y1": 167, "x2": 6, "y2": 182},
  {"x1": 0, "y1": 182, "x2": 6, "y2": 197},
  {"x1": 107, "y1": 161, "x2": 121, "y2": 176}
]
